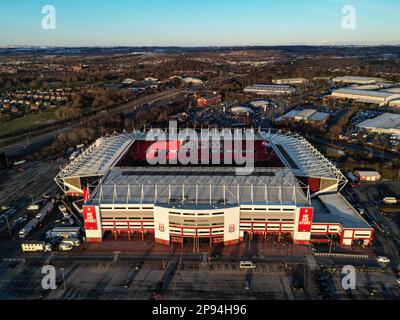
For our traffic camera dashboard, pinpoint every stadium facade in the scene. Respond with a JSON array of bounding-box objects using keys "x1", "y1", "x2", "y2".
[{"x1": 55, "y1": 129, "x2": 373, "y2": 247}]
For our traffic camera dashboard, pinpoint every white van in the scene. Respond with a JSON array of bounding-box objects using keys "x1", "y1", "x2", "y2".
[
  {"x1": 377, "y1": 256, "x2": 391, "y2": 264},
  {"x1": 240, "y1": 261, "x2": 256, "y2": 269}
]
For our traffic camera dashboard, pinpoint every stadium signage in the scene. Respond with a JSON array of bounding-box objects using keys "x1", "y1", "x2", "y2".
[
  {"x1": 298, "y1": 208, "x2": 313, "y2": 233},
  {"x1": 83, "y1": 206, "x2": 98, "y2": 230}
]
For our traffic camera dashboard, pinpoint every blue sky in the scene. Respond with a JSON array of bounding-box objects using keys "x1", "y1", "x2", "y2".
[{"x1": 0, "y1": 0, "x2": 399, "y2": 46}]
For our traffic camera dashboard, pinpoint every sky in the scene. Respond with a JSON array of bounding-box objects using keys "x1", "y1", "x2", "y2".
[{"x1": 0, "y1": 0, "x2": 399, "y2": 47}]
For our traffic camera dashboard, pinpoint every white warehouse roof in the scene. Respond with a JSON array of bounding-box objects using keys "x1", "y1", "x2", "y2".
[
  {"x1": 332, "y1": 76, "x2": 385, "y2": 84},
  {"x1": 357, "y1": 113, "x2": 400, "y2": 134}
]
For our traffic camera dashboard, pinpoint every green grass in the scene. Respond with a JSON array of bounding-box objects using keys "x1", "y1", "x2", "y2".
[{"x1": 0, "y1": 108, "x2": 58, "y2": 137}]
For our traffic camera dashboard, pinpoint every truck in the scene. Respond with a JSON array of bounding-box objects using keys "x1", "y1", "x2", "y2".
[
  {"x1": 58, "y1": 204, "x2": 67, "y2": 213},
  {"x1": 58, "y1": 204, "x2": 71, "y2": 219},
  {"x1": 27, "y1": 204, "x2": 40, "y2": 211},
  {"x1": 60, "y1": 238, "x2": 80, "y2": 247},
  {"x1": 383, "y1": 197, "x2": 398, "y2": 205},
  {"x1": 19, "y1": 218, "x2": 39, "y2": 239},
  {"x1": 46, "y1": 227, "x2": 81, "y2": 240},
  {"x1": 69, "y1": 150, "x2": 80, "y2": 161},
  {"x1": 35, "y1": 201, "x2": 53, "y2": 223},
  {"x1": 21, "y1": 241, "x2": 52, "y2": 253},
  {"x1": 59, "y1": 242, "x2": 74, "y2": 251}
]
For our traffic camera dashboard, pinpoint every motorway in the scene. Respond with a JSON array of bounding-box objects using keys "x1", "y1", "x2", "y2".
[{"x1": 0, "y1": 89, "x2": 182, "y2": 159}]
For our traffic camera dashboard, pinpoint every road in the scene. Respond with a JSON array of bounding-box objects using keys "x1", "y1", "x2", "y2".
[
  {"x1": 309, "y1": 136, "x2": 398, "y2": 161},
  {"x1": 0, "y1": 89, "x2": 181, "y2": 159}
]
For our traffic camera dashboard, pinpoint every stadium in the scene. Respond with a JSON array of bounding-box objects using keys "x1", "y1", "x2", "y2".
[{"x1": 55, "y1": 129, "x2": 373, "y2": 248}]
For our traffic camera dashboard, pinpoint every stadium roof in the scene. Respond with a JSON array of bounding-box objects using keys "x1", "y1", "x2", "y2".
[
  {"x1": 312, "y1": 193, "x2": 371, "y2": 229},
  {"x1": 57, "y1": 132, "x2": 143, "y2": 179},
  {"x1": 56, "y1": 130, "x2": 347, "y2": 193},
  {"x1": 88, "y1": 166, "x2": 311, "y2": 207},
  {"x1": 261, "y1": 131, "x2": 347, "y2": 185}
]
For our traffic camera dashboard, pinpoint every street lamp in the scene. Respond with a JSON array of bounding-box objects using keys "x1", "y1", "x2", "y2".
[
  {"x1": 329, "y1": 235, "x2": 333, "y2": 254},
  {"x1": 5, "y1": 215, "x2": 11, "y2": 238},
  {"x1": 60, "y1": 268, "x2": 66, "y2": 291}
]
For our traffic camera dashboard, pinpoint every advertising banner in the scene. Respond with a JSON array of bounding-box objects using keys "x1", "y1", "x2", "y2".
[
  {"x1": 83, "y1": 206, "x2": 98, "y2": 230},
  {"x1": 298, "y1": 208, "x2": 313, "y2": 233}
]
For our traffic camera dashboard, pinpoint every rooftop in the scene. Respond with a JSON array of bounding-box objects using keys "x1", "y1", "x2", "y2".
[
  {"x1": 262, "y1": 131, "x2": 347, "y2": 185},
  {"x1": 312, "y1": 193, "x2": 371, "y2": 229},
  {"x1": 332, "y1": 76, "x2": 384, "y2": 83},
  {"x1": 333, "y1": 88, "x2": 397, "y2": 98},
  {"x1": 89, "y1": 166, "x2": 311, "y2": 207},
  {"x1": 357, "y1": 113, "x2": 400, "y2": 131}
]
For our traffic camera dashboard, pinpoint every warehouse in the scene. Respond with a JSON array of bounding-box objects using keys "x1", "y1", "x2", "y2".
[
  {"x1": 273, "y1": 78, "x2": 308, "y2": 85},
  {"x1": 332, "y1": 76, "x2": 385, "y2": 84},
  {"x1": 331, "y1": 88, "x2": 400, "y2": 106},
  {"x1": 56, "y1": 129, "x2": 372, "y2": 247},
  {"x1": 244, "y1": 84, "x2": 296, "y2": 96},
  {"x1": 354, "y1": 171, "x2": 382, "y2": 182},
  {"x1": 276, "y1": 109, "x2": 330, "y2": 125},
  {"x1": 357, "y1": 113, "x2": 400, "y2": 135}
]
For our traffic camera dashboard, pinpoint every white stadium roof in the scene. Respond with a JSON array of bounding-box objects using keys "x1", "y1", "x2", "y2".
[
  {"x1": 57, "y1": 132, "x2": 143, "y2": 179},
  {"x1": 90, "y1": 167, "x2": 311, "y2": 207},
  {"x1": 56, "y1": 130, "x2": 347, "y2": 196},
  {"x1": 261, "y1": 131, "x2": 347, "y2": 185}
]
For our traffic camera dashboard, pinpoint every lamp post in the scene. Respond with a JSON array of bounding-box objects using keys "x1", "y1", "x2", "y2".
[{"x1": 60, "y1": 268, "x2": 66, "y2": 291}]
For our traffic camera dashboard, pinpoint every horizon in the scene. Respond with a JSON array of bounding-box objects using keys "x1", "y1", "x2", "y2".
[{"x1": 0, "y1": 0, "x2": 400, "y2": 47}]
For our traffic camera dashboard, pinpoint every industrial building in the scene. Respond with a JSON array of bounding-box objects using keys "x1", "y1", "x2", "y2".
[
  {"x1": 389, "y1": 100, "x2": 400, "y2": 108},
  {"x1": 276, "y1": 109, "x2": 330, "y2": 125},
  {"x1": 56, "y1": 130, "x2": 373, "y2": 247},
  {"x1": 273, "y1": 78, "x2": 308, "y2": 85},
  {"x1": 354, "y1": 171, "x2": 382, "y2": 182},
  {"x1": 231, "y1": 106, "x2": 254, "y2": 115},
  {"x1": 183, "y1": 77, "x2": 203, "y2": 85},
  {"x1": 332, "y1": 76, "x2": 385, "y2": 85},
  {"x1": 196, "y1": 95, "x2": 222, "y2": 108},
  {"x1": 244, "y1": 84, "x2": 296, "y2": 96},
  {"x1": 357, "y1": 113, "x2": 400, "y2": 135},
  {"x1": 331, "y1": 88, "x2": 400, "y2": 106},
  {"x1": 249, "y1": 100, "x2": 272, "y2": 112}
]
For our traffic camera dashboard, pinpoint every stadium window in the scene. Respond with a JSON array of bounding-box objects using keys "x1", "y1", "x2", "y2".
[{"x1": 212, "y1": 212, "x2": 224, "y2": 216}]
